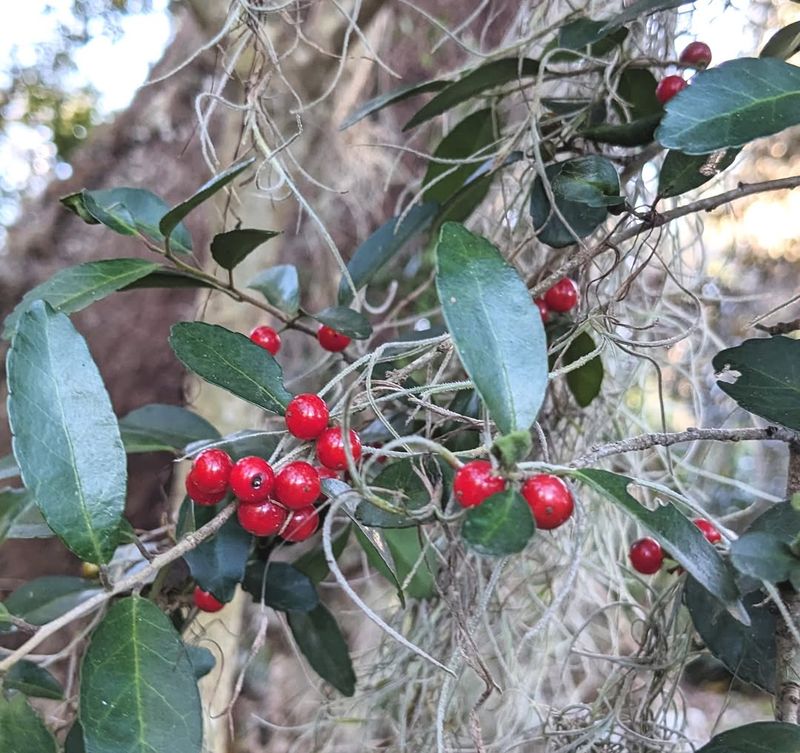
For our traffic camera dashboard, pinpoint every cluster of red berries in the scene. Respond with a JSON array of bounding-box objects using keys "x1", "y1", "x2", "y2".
[
  {"x1": 655, "y1": 41, "x2": 712, "y2": 105},
  {"x1": 535, "y1": 277, "x2": 579, "y2": 324},
  {"x1": 453, "y1": 460, "x2": 575, "y2": 530},
  {"x1": 249, "y1": 323, "x2": 352, "y2": 357},
  {"x1": 628, "y1": 517, "x2": 721, "y2": 575}
]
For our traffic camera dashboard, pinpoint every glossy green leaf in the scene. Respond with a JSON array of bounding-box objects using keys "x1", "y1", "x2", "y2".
[
  {"x1": 579, "y1": 113, "x2": 661, "y2": 146},
  {"x1": 3, "y1": 259, "x2": 160, "y2": 339},
  {"x1": 169, "y1": 322, "x2": 292, "y2": 414},
  {"x1": 340, "y1": 79, "x2": 447, "y2": 130},
  {"x1": 599, "y1": 0, "x2": 695, "y2": 34},
  {"x1": 287, "y1": 604, "x2": 355, "y2": 696},
  {"x1": 0, "y1": 455, "x2": 19, "y2": 482},
  {"x1": 312, "y1": 306, "x2": 372, "y2": 339},
  {"x1": 242, "y1": 561, "x2": 319, "y2": 612},
  {"x1": 210, "y1": 228, "x2": 280, "y2": 271},
  {"x1": 293, "y1": 524, "x2": 351, "y2": 583},
  {"x1": 185, "y1": 430, "x2": 279, "y2": 463},
  {"x1": 7, "y1": 302, "x2": 126, "y2": 563},
  {"x1": 617, "y1": 68, "x2": 662, "y2": 118},
  {"x1": 159, "y1": 157, "x2": 255, "y2": 241},
  {"x1": 119, "y1": 404, "x2": 220, "y2": 453},
  {"x1": 553, "y1": 156, "x2": 622, "y2": 207},
  {"x1": 563, "y1": 332, "x2": 604, "y2": 407},
  {"x1": 247, "y1": 265, "x2": 300, "y2": 316},
  {"x1": 657, "y1": 148, "x2": 739, "y2": 198},
  {"x1": 80, "y1": 596, "x2": 202, "y2": 753},
  {"x1": 760, "y1": 21, "x2": 800, "y2": 60},
  {"x1": 436, "y1": 223, "x2": 547, "y2": 433},
  {"x1": 61, "y1": 187, "x2": 192, "y2": 254},
  {"x1": 404, "y1": 58, "x2": 539, "y2": 130},
  {"x1": 747, "y1": 500, "x2": 800, "y2": 542},
  {"x1": 0, "y1": 693, "x2": 57, "y2": 753},
  {"x1": 573, "y1": 469, "x2": 744, "y2": 619},
  {"x1": 730, "y1": 532, "x2": 799, "y2": 583},
  {"x1": 5, "y1": 660, "x2": 64, "y2": 699},
  {"x1": 356, "y1": 458, "x2": 438, "y2": 527},
  {"x1": 64, "y1": 722, "x2": 86, "y2": 753},
  {"x1": 433, "y1": 173, "x2": 494, "y2": 225},
  {"x1": 354, "y1": 525, "x2": 406, "y2": 605},
  {"x1": 547, "y1": 17, "x2": 628, "y2": 60},
  {"x1": 383, "y1": 527, "x2": 436, "y2": 598},
  {"x1": 185, "y1": 645, "x2": 216, "y2": 680},
  {"x1": 696, "y1": 722, "x2": 800, "y2": 752},
  {"x1": 120, "y1": 268, "x2": 215, "y2": 290},
  {"x1": 656, "y1": 58, "x2": 800, "y2": 154},
  {"x1": 3, "y1": 576, "x2": 101, "y2": 628},
  {"x1": 461, "y1": 490, "x2": 534, "y2": 556},
  {"x1": 338, "y1": 203, "x2": 438, "y2": 305},
  {"x1": 712, "y1": 337, "x2": 800, "y2": 431}
]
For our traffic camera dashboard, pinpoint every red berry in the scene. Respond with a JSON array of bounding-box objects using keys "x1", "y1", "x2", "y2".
[
  {"x1": 274, "y1": 461, "x2": 321, "y2": 509},
  {"x1": 190, "y1": 448, "x2": 233, "y2": 494},
  {"x1": 316, "y1": 427, "x2": 362, "y2": 470},
  {"x1": 282, "y1": 506, "x2": 319, "y2": 542},
  {"x1": 185, "y1": 472, "x2": 227, "y2": 506},
  {"x1": 543, "y1": 278, "x2": 579, "y2": 313},
  {"x1": 535, "y1": 298, "x2": 550, "y2": 323},
  {"x1": 237, "y1": 499, "x2": 288, "y2": 536},
  {"x1": 521, "y1": 474, "x2": 574, "y2": 530},
  {"x1": 679, "y1": 41, "x2": 712, "y2": 68},
  {"x1": 453, "y1": 460, "x2": 506, "y2": 508},
  {"x1": 694, "y1": 517, "x2": 721, "y2": 544},
  {"x1": 193, "y1": 586, "x2": 224, "y2": 612},
  {"x1": 229, "y1": 456, "x2": 275, "y2": 504},
  {"x1": 655, "y1": 75, "x2": 688, "y2": 105},
  {"x1": 285, "y1": 393, "x2": 330, "y2": 440},
  {"x1": 250, "y1": 325, "x2": 281, "y2": 356},
  {"x1": 629, "y1": 537, "x2": 664, "y2": 575},
  {"x1": 317, "y1": 325, "x2": 351, "y2": 352}
]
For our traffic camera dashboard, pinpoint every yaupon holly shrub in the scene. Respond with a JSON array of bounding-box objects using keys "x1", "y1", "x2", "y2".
[{"x1": 4, "y1": 3, "x2": 800, "y2": 751}]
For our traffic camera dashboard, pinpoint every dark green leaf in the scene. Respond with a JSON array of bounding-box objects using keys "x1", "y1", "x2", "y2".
[
  {"x1": 712, "y1": 337, "x2": 800, "y2": 430},
  {"x1": 383, "y1": 527, "x2": 436, "y2": 598},
  {"x1": 730, "y1": 531, "x2": 798, "y2": 583},
  {"x1": 338, "y1": 203, "x2": 438, "y2": 305},
  {"x1": 287, "y1": 604, "x2": 355, "y2": 696},
  {"x1": 492, "y1": 430, "x2": 533, "y2": 469},
  {"x1": 461, "y1": 490, "x2": 534, "y2": 556},
  {"x1": 7, "y1": 302, "x2": 126, "y2": 563},
  {"x1": 433, "y1": 173, "x2": 494, "y2": 225},
  {"x1": 356, "y1": 458, "x2": 438, "y2": 527},
  {"x1": 617, "y1": 68, "x2": 662, "y2": 118},
  {"x1": 353, "y1": 525, "x2": 406, "y2": 605},
  {"x1": 247, "y1": 265, "x2": 300, "y2": 316},
  {"x1": 580, "y1": 112, "x2": 661, "y2": 146},
  {"x1": 119, "y1": 404, "x2": 220, "y2": 454},
  {"x1": 242, "y1": 561, "x2": 319, "y2": 612},
  {"x1": 553, "y1": 156, "x2": 622, "y2": 207},
  {"x1": 404, "y1": 58, "x2": 539, "y2": 130},
  {"x1": 696, "y1": 722, "x2": 800, "y2": 752},
  {"x1": 657, "y1": 148, "x2": 739, "y2": 198},
  {"x1": 3, "y1": 259, "x2": 160, "y2": 339},
  {"x1": 656, "y1": 58, "x2": 800, "y2": 154},
  {"x1": 547, "y1": 17, "x2": 628, "y2": 61},
  {"x1": 0, "y1": 455, "x2": 19, "y2": 482},
  {"x1": 210, "y1": 228, "x2": 280, "y2": 271},
  {"x1": 185, "y1": 645, "x2": 216, "y2": 680},
  {"x1": 747, "y1": 500, "x2": 800, "y2": 543},
  {"x1": 169, "y1": 322, "x2": 292, "y2": 414},
  {"x1": 80, "y1": 596, "x2": 203, "y2": 753},
  {"x1": 64, "y1": 722, "x2": 86, "y2": 753},
  {"x1": 61, "y1": 187, "x2": 192, "y2": 254},
  {"x1": 312, "y1": 306, "x2": 372, "y2": 339},
  {"x1": 121, "y1": 268, "x2": 215, "y2": 290},
  {"x1": 563, "y1": 332, "x2": 604, "y2": 407},
  {"x1": 760, "y1": 21, "x2": 800, "y2": 60},
  {"x1": 599, "y1": 0, "x2": 695, "y2": 34},
  {"x1": 3, "y1": 576, "x2": 101, "y2": 628},
  {"x1": 5, "y1": 660, "x2": 63, "y2": 699},
  {"x1": 0, "y1": 693, "x2": 57, "y2": 753},
  {"x1": 573, "y1": 469, "x2": 744, "y2": 619},
  {"x1": 436, "y1": 223, "x2": 548, "y2": 434},
  {"x1": 340, "y1": 79, "x2": 447, "y2": 130},
  {"x1": 185, "y1": 430, "x2": 279, "y2": 463},
  {"x1": 293, "y1": 524, "x2": 351, "y2": 583},
  {"x1": 159, "y1": 157, "x2": 255, "y2": 241}
]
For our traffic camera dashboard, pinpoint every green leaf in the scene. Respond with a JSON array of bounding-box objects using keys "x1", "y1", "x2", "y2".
[
  {"x1": 747, "y1": 500, "x2": 800, "y2": 543},
  {"x1": 7, "y1": 302, "x2": 126, "y2": 563},
  {"x1": 579, "y1": 113, "x2": 661, "y2": 146},
  {"x1": 712, "y1": 337, "x2": 800, "y2": 431},
  {"x1": 119, "y1": 404, "x2": 220, "y2": 454},
  {"x1": 563, "y1": 332, "x2": 604, "y2": 407},
  {"x1": 616, "y1": 68, "x2": 662, "y2": 118},
  {"x1": 3, "y1": 259, "x2": 160, "y2": 340},
  {"x1": 461, "y1": 489, "x2": 535, "y2": 556},
  {"x1": 547, "y1": 17, "x2": 628, "y2": 61},
  {"x1": 436, "y1": 223, "x2": 548, "y2": 434},
  {"x1": 656, "y1": 58, "x2": 800, "y2": 154},
  {"x1": 247, "y1": 265, "x2": 300, "y2": 316},
  {"x1": 599, "y1": 0, "x2": 695, "y2": 34},
  {"x1": 0, "y1": 488, "x2": 37, "y2": 542},
  {"x1": 64, "y1": 722, "x2": 86, "y2": 753},
  {"x1": 5, "y1": 660, "x2": 64, "y2": 699},
  {"x1": 0, "y1": 693, "x2": 57, "y2": 753},
  {"x1": 423, "y1": 109, "x2": 496, "y2": 204},
  {"x1": 210, "y1": 228, "x2": 280, "y2": 271},
  {"x1": 340, "y1": 79, "x2": 447, "y2": 130},
  {"x1": 657, "y1": 148, "x2": 739, "y2": 198},
  {"x1": 760, "y1": 21, "x2": 800, "y2": 60},
  {"x1": 383, "y1": 527, "x2": 436, "y2": 598},
  {"x1": 80, "y1": 596, "x2": 203, "y2": 753},
  {"x1": 553, "y1": 156, "x2": 623, "y2": 207},
  {"x1": 287, "y1": 604, "x2": 355, "y2": 696},
  {"x1": 491, "y1": 430, "x2": 533, "y2": 469},
  {"x1": 4, "y1": 496, "x2": 50, "y2": 540},
  {"x1": 293, "y1": 525, "x2": 351, "y2": 583},
  {"x1": 433, "y1": 173, "x2": 494, "y2": 226},
  {"x1": 573, "y1": 469, "x2": 744, "y2": 618},
  {"x1": 3, "y1": 576, "x2": 101, "y2": 628},
  {"x1": 169, "y1": 322, "x2": 292, "y2": 414},
  {"x1": 159, "y1": 157, "x2": 255, "y2": 242},
  {"x1": 696, "y1": 722, "x2": 800, "y2": 752},
  {"x1": 730, "y1": 531, "x2": 798, "y2": 583},
  {"x1": 185, "y1": 429, "x2": 279, "y2": 463},
  {"x1": 0, "y1": 455, "x2": 19, "y2": 482},
  {"x1": 185, "y1": 645, "x2": 216, "y2": 680},
  {"x1": 356, "y1": 458, "x2": 438, "y2": 528},
  {"x1": 338, "y1": 203, "x2": 438, "y2": 305},
  {"x1": 312, "y1": 306, "x2": 372, "y2": 339},
  {"x1": 353, "y1": 525, "x2": 406, "y2": 605},
  {"x1": 242, "y1": 561, "x2": 319, "y2": 612},
  {"x1": 404, "y1": 58, "x2": 539, "y2": 130},
  {"x1": 61, "y1": 188, "x2": 192, "y2": 254},
  {"x1": 120, "y1": 268, "x2": 215, "y2": 290}
]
